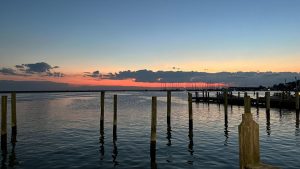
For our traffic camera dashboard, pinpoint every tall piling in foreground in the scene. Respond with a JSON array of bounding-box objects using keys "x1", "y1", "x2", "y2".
[
  {"x1": 167, "y1": 91, "x2": 171, "y2": 130},
  {"x1": 265, "y1": 92, "x2": 270, "y2": 113},
  {"x1": 100, "y1": 91, "x2": 105, "y2": 134},
  {"x1": 239, "y1": 96, "x2": 259, "y2": 169},
  {"x1": 239, "y1": 96, "x2": 278, "y2": 169},
  {"x1": 11, "y1": 92, "x2": 17, "y2": 143},
  {"x1": 113, "y1": 95, "x2": 117, "y2": 139},
  {"x1": 150, "y1": 96, "x2": 157, "y2": 162},
  {"x1": 295, "y1": 91, "x2": 299, "y2": 111},
  {"x1": 1, "y1": 96, "x2": 7, "y2": 152},
  {"x1": 188, "y1": 93, "x2": 193, "y2": 136}
]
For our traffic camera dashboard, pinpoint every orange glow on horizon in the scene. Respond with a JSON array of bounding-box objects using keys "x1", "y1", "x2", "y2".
[{"x1": 0, "y1": 74, "x2": 226, "y2": 89}]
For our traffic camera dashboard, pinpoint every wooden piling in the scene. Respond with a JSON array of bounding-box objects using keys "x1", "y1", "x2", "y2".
[
  {"x1": 265, "y1": 92, "x2": 270, "y2": 112},
  {"x1": 207, "y1": 92, "x2": 210, "y2": 102},
  {"x1": 244, "y1": 92, "x2": 248, "y2": 98},
  {"x1": 167, "y1": 91, "x2": 171, "y2": 130},
  {"x1": 11, "y1": 92, "x2": 17, "y2": 143},
  {"x1": 113, "y1": 95, "x2": 117, "y2": 139},
  {"x1": 150, "y1": 96, "x2": 157, "y2": 161},
  {"x1": 256, "y1": 92, "x2": 259, "y2": 107},
  {"x1": 100, "y1": 91, "x2": 105, "y2": 134},
  {"x1": 295, "y1": 91, "x2": 299, "y2": 111},
  {"x1": 188, "y1": 93, "x2": 193, "y2": 136},
  {"x1": 239, "y1": 96, "x2": 260, "y2": 169},
  {"x1": 1, "y1": 96, "x2": 7, "y2": 152},
  {"x1": 224, "y1": 90, "x2": 228, "y2": 113}
]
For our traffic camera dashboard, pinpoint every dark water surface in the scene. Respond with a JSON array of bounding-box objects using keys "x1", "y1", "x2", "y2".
[{"x1": 0, "y1": 91, "x2": 299, "y2": 169}]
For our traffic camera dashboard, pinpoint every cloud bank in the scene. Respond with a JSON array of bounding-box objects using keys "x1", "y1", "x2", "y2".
[{"x1": 85, "y1": 69, "x2": 300, "y2": 87}]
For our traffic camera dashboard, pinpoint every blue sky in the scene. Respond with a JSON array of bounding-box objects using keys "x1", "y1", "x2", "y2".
[{"x1": 0, "y1": 0, "x2": 300, "y2": 87}]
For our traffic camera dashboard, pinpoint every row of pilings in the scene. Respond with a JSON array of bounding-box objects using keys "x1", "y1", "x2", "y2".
[
  {"x1": 195, "y1": 90, "x2": 299, "y2": 111},
  {"x1": 1, "y1": 90, "x2": 289, "y2": 168},
  {"x1": 98, "y1": 90, "x2": 283, "y2": 169}
]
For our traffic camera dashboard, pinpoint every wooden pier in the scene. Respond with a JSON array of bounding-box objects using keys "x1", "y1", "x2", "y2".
[{"x1": 193, "y1": 91, "x2": 300, "y2": 110}]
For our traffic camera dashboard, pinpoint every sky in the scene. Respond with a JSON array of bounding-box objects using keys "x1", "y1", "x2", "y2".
[{"x1": 1, "y1": 0, "x2": 300, "y2": 89}]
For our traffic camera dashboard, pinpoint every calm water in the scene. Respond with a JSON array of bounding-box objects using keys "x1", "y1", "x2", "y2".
[{"x1": 1, "y1": 91, "x2": 299, "y2": 169}]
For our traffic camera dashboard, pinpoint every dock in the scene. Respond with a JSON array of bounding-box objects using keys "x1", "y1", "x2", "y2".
[{"x1": 192, "y1": 91, "x2": 299, "y2": 109}]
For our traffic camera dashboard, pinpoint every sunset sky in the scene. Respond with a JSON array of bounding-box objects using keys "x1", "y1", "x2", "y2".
[{"x1": 1, "y1": 0, "x2": 300, "y2": 88}]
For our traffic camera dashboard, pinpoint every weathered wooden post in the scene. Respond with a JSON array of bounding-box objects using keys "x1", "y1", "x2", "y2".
[
  {"x1": 256, "y1": 92, "x2": 259, "y2": 107},
  {"x1": 237, "y1": 91, "x2": 241, "y2": 106},
  {"x1": 195, "y1": 91, "x2": 199, "y2": 102},
  {"x1": 1, "y1": 96, "x2": 7, "y2": 152},
  {"x1": 244, "y1": 92, "x2": 248, "y2": 98},
  {"x1": 188, "y1": 93, "x2": 193, "y2": 136},
  {"x1": 239, "y1": 96, "x2": 279, "y2": 169},
  {"x1": 207, "y1": 91, "x2": 210, "y2": 102},
  {"x1": 100, "y1": 91, "x2": 105, "y2": 134},
  {"x1": 150, "y1": 96, "x2": 157, "y2": 162},
  {"x1": 113, "y1": 95, "x2": 117, "y2": 139},
  {"x1": 279, "y1": 92, "x2": 284, "y2": 109},
  {"x1": 11, "y1": 92, "x2": 17, "y2": 143},
  {"x1": 224, "y1": 90, "x2": 228, "y2": 114},
  {"x1": 296, "y1": 111, "x2": 299, "y2": 129},
  {"x1": 265, "y1": 92, "x2": 270, "y2": 113},
  {"x1": 295, "y1": 91, "x2": 299, "y2": 111},
  {"x1": 239, "y1": 96, "x2": 259, "y2": 169},
  {"x1": 202, "y1": 90, "x2": 205, "y2": 101},
  {"x1": 167, "y1": 91, "x2": 171, "y2": 130}
]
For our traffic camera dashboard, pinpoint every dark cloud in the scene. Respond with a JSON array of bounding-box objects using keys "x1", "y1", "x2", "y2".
[
  {"x1": 46, "y1": 72, "x2": 65, "y2": 77},
  {"x1": 1, "y1": 62, "x2": 64, "y2": 77},
  {"x1": 84, "y1": 70, "x2": 101, "y2": 78},
  {"x1": 17, "y1": 62, "x2": 58, "y2": 74},
  {"x1": 104, "y1": 69, "x2": 300, "y2": 87},
  {"x1": 0, "y1": 68, "x2": 18, "y2": 76}
]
